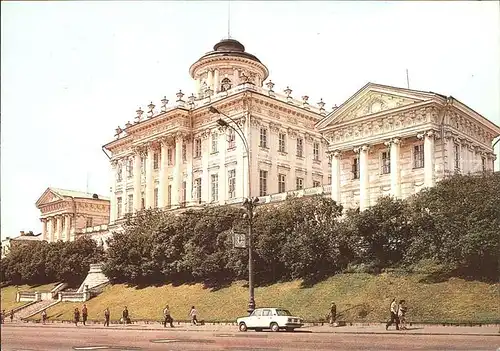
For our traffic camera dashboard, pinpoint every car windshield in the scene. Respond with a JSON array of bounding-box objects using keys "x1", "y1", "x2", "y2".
[{"x1": 275, "y1": 309, "x2": 292, "y2": 316}]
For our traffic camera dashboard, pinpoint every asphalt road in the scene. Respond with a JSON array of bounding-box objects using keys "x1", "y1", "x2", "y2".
[{"x1": 1, "y1": 325, "x2": 498, "y2": 351}]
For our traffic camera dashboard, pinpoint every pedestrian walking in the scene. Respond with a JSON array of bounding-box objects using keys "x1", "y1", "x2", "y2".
[
  {"x1": 9, "y1": 309, "x2": 14, "y2": 323},
  {"x1": 398, "y1": 300, "x2": 408, "y2": 330},
  {"x1": 74, "y1": 308, "x2": 80, "y2": 326},
  {"x1": 82, "y1": 304, "x2": 88, "y2": 326},
  {"x1": 163, "y1": 305, "x2": 174, "y2": 328},
  {"x1": 122, "y1": 306, "x2": 130, "y2": 324},
  {"x1": 41, "y1": 309, "x2": 47, "y2": 324},
  {"x1": 385, "y1": 298, "x2": 399, "y2": 330},
  {"x1": 329, "y1": 302, "x2": 337, "y2": 325},
  {"x1": 189, "y1": 306, "x2": 198, "y2": 325},
  {"x1": 104, "y1": 307, "x2": 110, "y2": 327}
]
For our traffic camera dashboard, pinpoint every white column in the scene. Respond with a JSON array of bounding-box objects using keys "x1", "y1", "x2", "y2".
[
  {"x1": 201, "y1": 134, "x2": 210, "y2": 203},
  {"x1": 56, "y1": 216, "x2": 62, "y2": 241},
  {"x1": 330, "y1": 150, "x2": 341, "y2": 203},
  {"x1": 388, "y1": 138, "x2": 401, "y2": 198},
  {"x1": 158, "y1": 139, "x2": 169, "y2": 208},
  {"x1": 424, "y1": 131, "x2": 435, "y2": 187},
  {"x1": 213, "y1": 69, "x2": 220, "y2": 93},
  {"x1": 358, "y1": 145, "x2": 370, "y2": 211},
  {"x1": 195, "y1": 77, "x2": 201, "y2": 97},
  {"x1": 172, "y1": 134, "x2": 183, "y2": 206},
  {"x1": 219, "y1": 133, "x2": 227, "y2": 204},
  {"x1": 145, "y1": 145, "x2": 154, "y2": 209},
  {"x1": 64, "y1": 214, "x2": 71, "y2": 241},
  {"x1": 109, "y1": 160, "x2": 117, "y2": 223},
  {"x1": 121, "y1": 158, "x2": 128, "y2": 215},
  {"x1": 207, "y1": 69, "x2": 213, "y2": 92},
  {"x1": 41, "y1": 219, "x2": 47, "y2": 241},
  {"x1": 133, "y1": 148, "x2": 142, "y2": 212},
  {"x1": 186, "y1": 137, "x2": 193, "y2": 204}
]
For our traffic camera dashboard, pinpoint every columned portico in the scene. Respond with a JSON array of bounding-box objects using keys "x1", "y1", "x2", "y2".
[
  {"x1": 145, "y1": 144, "x2": 154, "y2": 208},
  {"x1": 158, "y1": 138, "x2": 169, "y2": 208},
  {"x1": 329, "y1": 150, "x2": 341, "y2": 203},
  {"x1": 41, "y1": 219, "x2": 48, "y2": 241},
  {"x1": 386, "y1": 138, "x2": 401, "y2": 198},
  {"x1": 133, "y1": 149, "x2": 142, "y2": 212},
  {"x1": 356, "y1": 145, "x2": 370, "y2": 211}
]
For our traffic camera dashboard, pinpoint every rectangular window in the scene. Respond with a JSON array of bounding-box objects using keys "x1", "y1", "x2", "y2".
[
  {"x1": 86, "y1": 217, "x2": 93, "y2": 228},
  {"x1": 328, "y1": 175, "x2": 332, "y2": 184},
  {"x1": 127, "y1": 194, "x2": 134, "y2": 213},
  {"x1": 296, "y1": 138, "x2": 304, "y2": 158},
  {"x1": 381, "y1": 151, "x2": 391, "y2": 174},
  {"x1": 413, "y1": 144, "x2": 424, "y2": 169},
  {"x1": 128, "y1": 159, "x2": 133, "y2": 178},
  {"x1": 352, "y1": 157, "x2": 360, "y2": 180},
  {"x1": 454, "y1": 144, "x2": 461, "y2": 171},
  {"x1": 195, "y1": 138, "x2": 202, "y2": 158},
  {"x1": 167, "y1": 185, "x2": 172, "y2": 207},
  {"x1": 153, "y1": 152, "x2": 159, "y2": 170},
  {"x1": 313, "y1": 142, "x2": 320, "y2": 161},
  {"x1": 154, "y1": 188, "x2": 158, "y2": 208},
  {"x1": 211, "y1": 174, "x2": 219, "y2": 202},
  {"x1": 141, "y1": 193, "x2": 145, "y2": 209},
  {"x1": 116, "y1": 165, "x2": 123, "y2": 182},
  {"x1": 228, "y1": 169, "x2": 236, "y2": 199},
  {"x1": 117, "y1": 197, "x2": 122, "y2": 218},
  {"x1": 482, "y1": 157, "x2": 486, "y2": 172},
  {"x1": 228, "y1": 130, "x2": 236, "y2": 149},
  {"x1": 259, "y1": 170, "x2": 268, "y2": 196},
  {"x1": 181, "y1": 181, "x2": 186, "y2": 204},
  {"x1": 167, "y1": 149, "x2": 173, "y2": 166},
  {"x1": 211, "y1": 133, "x2": 218, "y2": 153},
  {"x1": 278, "y1": 174, "x2": 286, "y2": 193},
  {"x1": 259, "y1": 128, "x2": 268, "y2": 148},
  {"x1": 313, "y1": 180, "x2": 321, "y2": 188},
  {"x1": 194, "y1": 178, "x2": 202, "y2": 203},
  {"x1": 296, "y1": 177, "x2": 304, "y2": 190},
  {"x1": 182, "y1": 143, "x2": 187, "y2": 162},
  {"x1": 278, "y1": 133, "x2": 286, "y2": 153}
]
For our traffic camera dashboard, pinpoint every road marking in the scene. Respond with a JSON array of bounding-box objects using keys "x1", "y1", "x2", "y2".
[
  {"x1": 150, "y1": 339, "x2": 181, "y2": 343},
  {"x1": 73, "y1": 348, "x2": 109, "y2": 350}
]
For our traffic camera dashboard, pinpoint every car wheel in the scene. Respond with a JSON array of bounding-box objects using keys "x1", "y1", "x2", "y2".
[
  {"x1": 270, "y1": 322, "x2": 280, "y2": 332},
  {"x1": 286, "y1": 327, "x2": 295, "y2": 332},
  {"x1": 239, "y1": 322, "x2": 248, "y2": 332}
]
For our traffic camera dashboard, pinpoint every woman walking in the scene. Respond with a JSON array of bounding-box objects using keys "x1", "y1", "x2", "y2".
[{"x1": 74, "y1": 308, "x2": 80, "y2": 326}]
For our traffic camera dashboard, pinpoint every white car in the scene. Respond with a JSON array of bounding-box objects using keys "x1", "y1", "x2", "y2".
[{"x1": 236, "y1": 307, "x2": 304, "y2": 332}]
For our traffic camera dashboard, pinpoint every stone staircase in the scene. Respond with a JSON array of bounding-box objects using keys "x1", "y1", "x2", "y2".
[
  {"x1": 77, "y1": 263, "x2": 109, "y2": 293},
  {"x1": 14, "y1": 300, "x2": 58, "y2": 321}
]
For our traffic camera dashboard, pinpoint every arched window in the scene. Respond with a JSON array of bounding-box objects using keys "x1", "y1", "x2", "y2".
[{"x1": 221, "y1": 78, "x2": 232, "y2": 92}]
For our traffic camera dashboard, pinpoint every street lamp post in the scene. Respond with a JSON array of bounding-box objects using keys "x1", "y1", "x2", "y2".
[{"x1": 209, "y1": 106, "x2": 258, "y2": 314}]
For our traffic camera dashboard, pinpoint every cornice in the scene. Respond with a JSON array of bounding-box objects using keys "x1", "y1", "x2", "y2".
[{"x1": 189, "y1": 55, "x2": 269, "y2": 79}]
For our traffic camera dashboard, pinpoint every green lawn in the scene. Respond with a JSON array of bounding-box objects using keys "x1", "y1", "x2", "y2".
[
  {"x1": 20, "y1": 274, "x2": 500, "y2": 323},
  {"x1": 0, "y1": 283, "x2": 58, "y2": 312}
]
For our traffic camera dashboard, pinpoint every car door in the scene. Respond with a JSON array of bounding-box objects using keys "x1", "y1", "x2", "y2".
[
  {"x1": 262, "y1": 309, "x2": 272, "y2": 328},
  {"x1": 248, "y1": 309, "x2": 261, "y2": 328}
]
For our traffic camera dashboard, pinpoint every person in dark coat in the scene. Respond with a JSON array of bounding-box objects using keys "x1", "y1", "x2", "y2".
[
  {"x1": 329, "y1": 302, "x2": 337, "y2": 324},
  {"x1": 9, "y1": 310, "x2": 14, "y2": 323},
  {"x1": 104, "y1": 307, "x2": 110, "y2": 327},
  {"x1": 122, "y1": 306, "x2": 130, "y2": 324},
  {"x1": 81, "y1": 304, "x2": 88, "y2": 326},
  {"x1": 74, "y1": 308, "x2": 80, "y2": 326}
]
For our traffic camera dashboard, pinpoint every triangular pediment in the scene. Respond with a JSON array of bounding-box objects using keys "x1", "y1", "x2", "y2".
[
  {"x1": 35, "y1": 188, "x2": 65, "y2": 208},
  {"x1": 317, "y1": 83, "x2": 438, "y2": 130}
]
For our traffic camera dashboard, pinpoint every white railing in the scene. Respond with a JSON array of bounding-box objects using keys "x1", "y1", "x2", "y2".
[
  {"x1": 58, "y1": 291, "x2": 90, "y2": 302},
  {"x1": 16, "y1": 292, "x2": 38, "y2": 302}
]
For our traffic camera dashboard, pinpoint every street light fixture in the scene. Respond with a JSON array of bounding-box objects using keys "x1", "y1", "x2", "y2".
[{"x1": 209, "y1": 105, "x2": 257, "y2": 314}]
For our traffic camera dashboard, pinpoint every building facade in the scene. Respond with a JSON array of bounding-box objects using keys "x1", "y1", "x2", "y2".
[
  {"x1": 103, "y1": 38, "x2": 500, "y2": 222},
  {"x1": 35, "y1": 188, "x2": 110, "y2": 242}
]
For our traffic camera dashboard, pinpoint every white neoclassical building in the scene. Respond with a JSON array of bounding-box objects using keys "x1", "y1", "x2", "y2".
[
  {"x1": 36, "y1": 187, "x2": 110, "y2": 242},
  {"x1": 102, "y1": 38, "x2": 500, "y2": 225}
]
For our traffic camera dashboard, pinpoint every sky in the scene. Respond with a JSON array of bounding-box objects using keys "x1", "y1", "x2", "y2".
[{"x1": 1, "y1": 1, "x2": 499, "y2": 239}]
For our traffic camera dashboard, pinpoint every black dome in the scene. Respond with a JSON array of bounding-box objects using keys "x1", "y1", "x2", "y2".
[{"x1": 196, "y1": 38, "x2": 262, "y2": 63}]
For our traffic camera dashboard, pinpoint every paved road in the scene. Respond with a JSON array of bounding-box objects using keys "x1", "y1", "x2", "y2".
[{"x1": 1, "y1": 325, "x2": 498, "y2": 351}]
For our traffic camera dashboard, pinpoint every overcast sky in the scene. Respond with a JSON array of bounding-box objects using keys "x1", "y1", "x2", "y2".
[{"x1": 1, "y1": 1, "x2": 499, "y2": 239}]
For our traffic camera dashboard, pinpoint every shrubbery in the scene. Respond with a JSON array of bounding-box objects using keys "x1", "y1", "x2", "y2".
[{"x1": 0, "y1": 237, "x2": 104, "y2": 286}]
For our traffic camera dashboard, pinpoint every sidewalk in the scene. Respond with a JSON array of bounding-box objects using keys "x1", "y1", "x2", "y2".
[{"x1": 3, "y1": 321, "x2": 499, "y2": 336}]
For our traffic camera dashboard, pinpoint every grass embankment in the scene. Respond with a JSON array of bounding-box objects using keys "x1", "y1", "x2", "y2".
[
  {"x1": 12, "y1": 274, "x2": 500, "y2": 324},
  {"x1": 0, "y1": 283, "x2": 57, "y2": 311}
]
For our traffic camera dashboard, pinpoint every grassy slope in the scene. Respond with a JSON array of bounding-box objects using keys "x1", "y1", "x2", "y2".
[
  {"x1": 19, "y1": 274, "x2": 499, "y2": 323},
  {"x1": 0, "y1": 283, "x2": 58, "y2": 311}
]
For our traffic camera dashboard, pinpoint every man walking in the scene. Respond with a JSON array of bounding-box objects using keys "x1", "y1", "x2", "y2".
[
  {"x1": 122, "y1": 306, "x2": 130, "y2": 324},
  {"x1": 385, "y1": 298, "x2": 399, "y2": 330},
  {"x1": 329, "y1": 302, "x2": 337, "y2": 325},
  {"x1": 104, "y1": 307, "x2": 110, "y2": 327},
  {"x1": 189, "y1": 306, "x2": 198, "y2": 325},
  {"x1": 82, "y1": 304, "x2": 88, "y2": 326},
  {"x1": 163, "y1": 305, "x2": 174, "y2": 328},
  {"x1": 9, "y1": 310, "x2": 14, "y2": 323}
]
